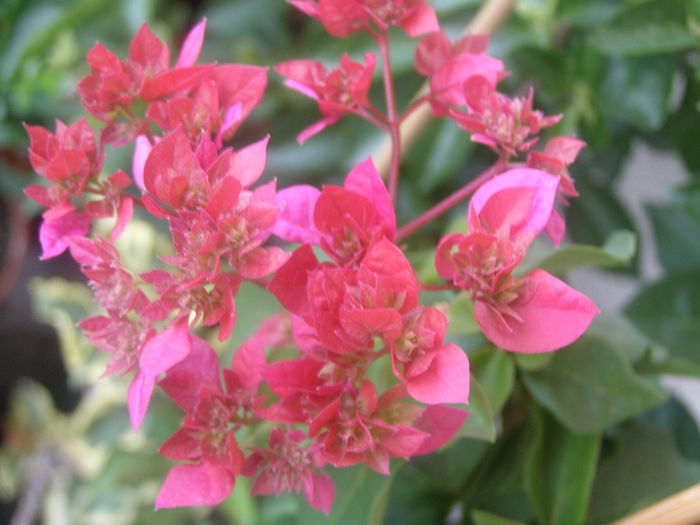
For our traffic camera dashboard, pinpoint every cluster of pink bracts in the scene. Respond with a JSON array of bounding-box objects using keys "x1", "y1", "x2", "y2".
[{"x1": 25, "y1": 0, "x2": 599, "y2": 514}]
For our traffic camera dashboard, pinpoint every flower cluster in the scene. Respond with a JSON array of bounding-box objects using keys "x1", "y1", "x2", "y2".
[{"x1": 24, "y1": 2, "x2": 599, "y2": 516}]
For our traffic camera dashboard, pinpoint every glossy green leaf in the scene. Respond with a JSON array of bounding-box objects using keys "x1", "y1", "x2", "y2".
[
  {"x1": 527, "y1": 229, "x2": 635, "y2": 274},
  {"x1": 648, "y1": 205, "x2": 700, "y2": 274},
  {"x1": 522, "y1": 336, "x2": 668, "y2": 434},
  {"x1": 587, "y1": 423, "x2": 700, "y2": 523},
  {"x1": 524, "y1": 408, "x2": 600, "y2": 525},
  {"x1": 625, "y1": 272, "x2": 700, "y2": 366},
  {"x1": 591, "y1": 0, "x2": 696, "y2": 56}
]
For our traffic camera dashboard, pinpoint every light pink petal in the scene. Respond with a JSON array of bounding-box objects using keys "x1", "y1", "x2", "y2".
[
  {"x1": 344, "y1": 157, "x2": 395, "y2": 237},
  {"x1": 39, "y1": 211, "x2": 91, "y2": 260},
  {"x1": 289, "y1": 0, "x2": 319, "y2": 18},
  {"x1": 132, "y1": 135, "x2": 152, "y2": 192},
  {"x1": 175, "y1": 18, "x2": 207, "y2": 69},
  {"x1": 230, "y1": 135, "x2": 269, "y2": 187},
  {"x1": 272, "y1": 185, "x2": 322, "y2": 244},
  {"x1": 155, "y1": 463, "x2": 234, "y2": 508},
  {"x1": 139, "y1": 321, "x2": 192, "y2": 377},
  {"x1": 398, "y1": 2, "x2": 440, "y2": 37},
  {"x1": 159, "y1": 335, "x2": 220, "y2": 411},
  {"x1": 297, "y1": 117, "x2": 338, "y2": 144},
  {"x1": 474, "y1": 269, "x2": 599, "y2": 353},
  {"x1": 128, "y1": 370, "x2": 155, "y2": 430},
  {"x1": 215, "y1": 103, "x2": 243, "y2": 148},
  {"x1": 406, "y1": 344, "x2": 470, "y2": 404},
  {"x1": 468, "y1": 168, "x2": 559, "y2": 245},
  {"x1": 284, "y1": 78, "x2": 320, "y2": 100},
  {"x1": 413, "y1": 405, "x2": 469, "y2": 455},
  {"x1": 544, "y1": 209, "x2": 566, "y2": 247},
  {"x1": 544, "y1": 136, "x2": 586, "y2": 164},
  {"x1": 303, "y1": 472, "x2": 335, "y2": 514}
]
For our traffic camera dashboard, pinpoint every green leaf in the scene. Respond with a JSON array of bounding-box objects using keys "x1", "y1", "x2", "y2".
[
  {"x1": 649, "y1": 205, "x2": 700, "y2": 274},
  {"x1": 385, "y1": 439, "x2": 489, "y2": 525},
  {"x1": 513, "y1": 352, "x2": 555, "y2": 372},
  {"x1": 625, "y1": 272, "x2": 700, "y2": 366},
  {"x1": 527, "y1": 229, "x2": 635, "y2": 274},
  {"x1": 472, "y1": 510, "x2": 528, "y2": 525},
  {"x1": 587, "y1": 423, "x2": 700, "y2": 523},
  {"x1": 599, "y1": 56, "x2": 674, "y2": 131},
  {"x1": 522, "y1": 336, "x2": 668, "y2": 434},
  {"x1": 524, "y1": 408, "x2": 600, "y2": 525},
  {"x1": 591, "y1": 0, "x2": 696, "y2": 56},
  {"x1": 447, "y1": 293, "x2": 481, "y2": 336},
  {"x1": 639, "y1": 398, "x2": 700, "y2": 464},
  {"x1": 566, "y1": 178, "x2": 638, "y2": 271},
  {"x1": 470, "y1": 348, "x2": 515, "y2": 414},
  {"x1": 294, "y1": 464, "x2": 393, "y2": 524},
  {"x1": 459, "y1": 378, "x2": 496, "y2": 442}
]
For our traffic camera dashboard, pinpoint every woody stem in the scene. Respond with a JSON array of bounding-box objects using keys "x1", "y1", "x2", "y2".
[
  {"x1": 376, "y1": 29, "x2": 401, "y2": 203},
  {"x1": 395, "y1": 158, "x2": 506, "y2": 242}
]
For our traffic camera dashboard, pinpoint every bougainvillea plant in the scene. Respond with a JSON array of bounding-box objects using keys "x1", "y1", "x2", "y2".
[{"x1": 24, "y1": 2, "x2": 602, "y2": 515}]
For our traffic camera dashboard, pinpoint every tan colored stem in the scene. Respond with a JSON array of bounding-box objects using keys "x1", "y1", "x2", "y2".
[
  {"x1": 610, "y1": 483, "x2": 700, "y2": 525},
  {"x1": 373, "y1": 0, "x2": 518, "y2": 177}
]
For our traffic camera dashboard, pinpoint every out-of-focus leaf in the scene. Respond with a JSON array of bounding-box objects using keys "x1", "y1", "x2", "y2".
[
  {"x1": 470, "y1": 348, "x2": 515, "y2": 414},
  {"x1": 460, "y1": 423, "x2": 535, "y2": 522},
  {"x1": 663, "y1": 79, "x2": 700, "y2": 179},
  {"x1": 9, "y1": 380, "x2": 56, "y2": 436},
  {"x1": 524, "y1": 408, "x2": 599, "y2": 525},
  {"x1": 586, "y1": 313, "x2": 660, "y2": 362},
  {"x1": 526, "y1": 229, "x2": 635, "y2": 274},
  {"x1": 625, "y1": 272, "x2": 700, "y2": 366},
  {"x1": 472, "y1": 510, "x2": 528, "y2": 525},
  {"x1": 587, "y1": 423, "x2": 700, "y2": 523},
  {"x1": 513, "y1": 352, "x2": 554, "y2": 372},
  {"x1": 599, "y1": 56, "x2": 674, "y2": 132},
  {"x1": 447, "y1": 293, "x2": 480, "y2": 336},
  {"x1": 639, "y1": 398, "x2": 700, "y2": 464},
  {"x1": 522, "y1": 336, "x2": 668, "y2": 434},
  {"x1": 415, "y1": 120, "x2": 473, "y2": 194},
  {"x1": 221, "y1": 476, "x2": 260, "y2": 525},
  {"x1": 294, "y1": 464, "x2": 393, "y2": 525},
  {"x1": 591, "y1": 0, "x2": 696, "y2": 56},
  {"x1": 385, "y1": 439, "x2": 489, "y2": 525},
  {"x1": 648, "y1": 205, "x2": 700, "y2": 274},
  {"x1": 459, "y1": 378, "x2": 496, "y2": 442},
  {"x1": 566, "y1": 178, "x2": 638, "y2": 270}
]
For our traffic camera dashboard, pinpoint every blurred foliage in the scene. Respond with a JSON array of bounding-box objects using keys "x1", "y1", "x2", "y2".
[{"x1": 4, "y1": 0, "x2": 700, "y2": 524}]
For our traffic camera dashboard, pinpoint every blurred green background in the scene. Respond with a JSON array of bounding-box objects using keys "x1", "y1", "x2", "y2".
[{"x1": 2, "y1": 0, "x2": 700, "y2": 524}]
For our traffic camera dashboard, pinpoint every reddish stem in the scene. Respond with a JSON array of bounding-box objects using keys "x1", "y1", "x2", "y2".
[
  {"x1": 376, "y1": 29, "x2": 401, "y2": 203},
  {"x1": 395, "y1": 159, "x2": 506, "y2": 242}
]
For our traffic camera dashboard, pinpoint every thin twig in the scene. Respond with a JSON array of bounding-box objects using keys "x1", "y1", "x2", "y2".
[{"x1": 372, "y1": 0, "x2": 519, "y2": 178}]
